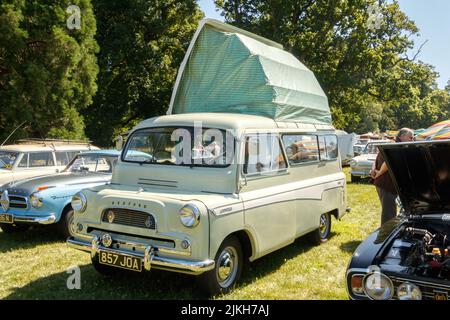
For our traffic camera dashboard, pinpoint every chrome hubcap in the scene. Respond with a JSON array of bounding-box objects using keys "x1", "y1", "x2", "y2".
[
  {"x1": 67, "y1": 211, "x2": 76, "y2": 236},
  {"x1": 216, "y1": 246, "x2": 238, "y2": 288},
  {"x1": 319, "y1": 214, "x2": 328, "y2": 237}
]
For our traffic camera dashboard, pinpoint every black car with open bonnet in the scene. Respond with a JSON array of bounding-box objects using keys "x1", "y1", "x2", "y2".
[{"x1": 346, "y1": 140, "x2": 450, "y2": 300}]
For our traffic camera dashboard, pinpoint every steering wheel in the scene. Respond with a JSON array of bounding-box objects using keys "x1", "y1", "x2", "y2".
[{"x1": 152, "y1": 150, "x2": 172, "y2": 160}]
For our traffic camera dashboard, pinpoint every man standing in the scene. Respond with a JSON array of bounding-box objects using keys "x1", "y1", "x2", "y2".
[{"x1": 371, "y1": 128, "x2": 414, "y2": 225}]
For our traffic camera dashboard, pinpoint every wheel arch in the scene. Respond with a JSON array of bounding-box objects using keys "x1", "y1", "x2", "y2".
[
  {"x1": 58, "y1": 201, "x2": 73, "y2": 222},
  {"x1": 218, "y1": 229, "x2": 256, "y2": 263}
]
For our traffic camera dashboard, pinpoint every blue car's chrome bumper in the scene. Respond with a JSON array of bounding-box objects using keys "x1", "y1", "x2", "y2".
[
  {"x1": 7, "y1": 213, "x2": 57, "y2": 225},
  {"x1": 67, "y1": 236, "x2": 215, "y2": 275}
]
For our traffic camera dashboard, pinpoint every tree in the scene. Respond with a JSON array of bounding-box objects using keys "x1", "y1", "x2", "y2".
[
  {"x1": 214, "y1": 0, "x2": 448, "y2": 131},
  {"x1": 0, "y1": 0, "x2": 98, "y2": 142},
  {"x1": 83, "y1": 0, "x2": 203, "y2": 146}
]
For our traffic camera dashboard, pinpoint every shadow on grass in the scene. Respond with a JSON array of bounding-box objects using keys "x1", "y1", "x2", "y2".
[
  {"x1": 237, "y1": 232, "x2": 337, "y2": 289},
  {"x1": 0, "y1": 226, "x2": 63, "y2": 253},
  {"x1": 5, "y1": 264, "x2": 207, "y2": 300},
  {"x1": 4, "y1": 232, "x2": 336, "y2": 299},
  {"x1": 339, "y1": 240, "x2": 362, "y2": 253}
]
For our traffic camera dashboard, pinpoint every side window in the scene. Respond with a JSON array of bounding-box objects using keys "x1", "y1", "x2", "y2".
[
  {"x1": 66, "y1": 152, "x2": 78, "y2": 162},
  {"x1": 319, "y1": 135, "x2": 338, "y2": 161},
  {"x1": 282, "y1": 134, "x2": 319, "y2": 165},
  {"x1": 29, "y1": 152, "x2": 55, "y2": 167},
  {"x1": 18, "y1": 153, "x2": 28, "y2": 168},
  {"x1": 55, "y1": 152, "x2": 70, "y2": 166},
  {"x1": 243, "y1": 133, "x2": 287, "y2": 175}
]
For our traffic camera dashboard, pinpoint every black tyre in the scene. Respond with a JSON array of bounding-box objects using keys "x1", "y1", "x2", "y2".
[
  {"x1": 199, "y1": 236, "x2": 243, "y2": 296},
  {"x1": 350, "y1": 175, "x2": 361, "y2": 183},
  {"x1": 57, "y1": 207, "x2": 76, "y2": 239},
  {"x1": 0, "y1": 224, "x2": 30, "y2": 233},
  {"x1": 308, "y1": 213, "x2": 332, "y2": 245}
]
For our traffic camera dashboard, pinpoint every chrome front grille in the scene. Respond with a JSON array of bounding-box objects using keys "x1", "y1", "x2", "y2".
[
  {"x1": 391, "y1": 276, "x2": 450, "y2": 300},
  {"x1": 9, "y1": 195, "x2": 28, "y2": 209},
  {"x1": 102, "y1": 208, "x2": 156, "y2": 230}
]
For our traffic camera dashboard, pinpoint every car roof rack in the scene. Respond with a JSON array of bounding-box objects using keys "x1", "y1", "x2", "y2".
[{"x1": 15, "y1": 138, "x2": 93, "y2": 148}]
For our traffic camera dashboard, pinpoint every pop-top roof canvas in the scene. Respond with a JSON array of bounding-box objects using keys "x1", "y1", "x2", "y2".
[{"x1": 168, "y1": 19, "x2": 332, "y2": 125}]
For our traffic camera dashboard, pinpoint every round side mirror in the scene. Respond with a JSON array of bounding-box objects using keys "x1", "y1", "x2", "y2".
[{"x1": 115, "y1": 136, "x2": 123, "y2": 151}]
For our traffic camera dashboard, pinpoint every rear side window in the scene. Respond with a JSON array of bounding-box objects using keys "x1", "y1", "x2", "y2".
[
  {"x1": 55, "y1": 152, "x2": 70, "y2": 166},
  {"x1": 282, "y1": 135, "x2": 319, "y2": 165},
  {"x1": 243, "y1": 134, "x2": 287, "y2": 175},
  {"x1": 56, "y1": 151, "x2": 81, "y2": 166},
  {"x1": 66, "y1": 152, "x2": 78, "y2": 162},
  {"x1": 318, "y1": 135, "x2": 338, "y2": 160},
  {"x1": 18, "y1": 153, "x2": 28, "y2": 168},
  {"x1": 29, "y1": 152, "x2": 55, "y2": 167}
]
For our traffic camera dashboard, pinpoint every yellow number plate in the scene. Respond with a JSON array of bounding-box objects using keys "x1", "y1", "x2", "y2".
[
  {"x1": 0, "y1": 214, "x2": 13, "y2": 224},
  {"x1": 98, "y1": 251, "x2": 142, "y2": 272},
  {"x1": 434, "y1": 291, "x2": 448, "y2": 300}
]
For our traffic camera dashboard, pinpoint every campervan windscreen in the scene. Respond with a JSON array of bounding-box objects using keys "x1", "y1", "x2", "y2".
[
  {"x1": 123, "y1": 127, "x2": 235, "y2": 168},
  {"x1": 0, "y1": 151, "x2": 19, "y2": 170}
]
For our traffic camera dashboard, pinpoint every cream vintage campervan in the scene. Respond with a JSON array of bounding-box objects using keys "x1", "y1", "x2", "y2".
[{"x1": 67, "y1": 19, "x2": 347, "y2": 295}]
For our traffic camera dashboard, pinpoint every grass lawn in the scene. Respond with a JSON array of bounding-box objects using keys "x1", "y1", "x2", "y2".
[{"x1": 0, "y1": 168, "x2": 381, "y2": 300}]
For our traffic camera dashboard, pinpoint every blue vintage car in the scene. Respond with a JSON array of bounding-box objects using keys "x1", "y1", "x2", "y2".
[{"x1": 0, "y1": 150, "x2": 120, "y2": 237}]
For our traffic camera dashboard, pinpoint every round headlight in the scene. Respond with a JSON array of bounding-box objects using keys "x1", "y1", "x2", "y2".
[
  {"x1": 397, "y1": 282, "x2": 422, "y2": 300},
  {"x1": 179, "y1": 204, "x2": 200, "y2": 228},
  {"x1": 363, "y1": 272, "x2": 394, "y2": 300},
  {"x1": 72, "y1": 192, "x2": 87, "y2": 213},
  {"x1": 30, "y1": 192, "x2": 43, "y2": 208},
  {"x1": 349, "y1": 160, "x2": 357, "y2": 167}
]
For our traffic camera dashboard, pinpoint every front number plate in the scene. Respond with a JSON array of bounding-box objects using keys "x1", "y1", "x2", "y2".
[
  {"x1": 98, "y1": 251, "x2": 142, "y2": 272},
  {"x1": 434, "y1": 291, "x2": 448, "y2": 300},
  {"x1": 0, "y1": 214, "x2": 13, "y2": 224}
]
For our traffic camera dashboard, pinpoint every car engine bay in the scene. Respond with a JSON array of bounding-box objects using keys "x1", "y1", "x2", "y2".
[{"x1": 381, "y1": 222, "x2": 450, "y2": 281}]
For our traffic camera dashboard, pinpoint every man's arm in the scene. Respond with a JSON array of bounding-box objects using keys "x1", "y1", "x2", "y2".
[{"x1": 374, "y1": 162, "x2": 388, "y2": 179}]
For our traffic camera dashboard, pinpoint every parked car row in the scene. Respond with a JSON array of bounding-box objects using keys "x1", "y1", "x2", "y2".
[
  {"x1": 0, "y1": 146, "x2": 120, "y2": 236},
  {"x1": 0, "y1": 19, "x2": 349, "y2": 296},
  {"x1": 1, "y1": 19, "x2": 448, "y2": 300}
]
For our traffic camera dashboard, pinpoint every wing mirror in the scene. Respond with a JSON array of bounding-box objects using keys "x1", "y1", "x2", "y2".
[{"x1": 115, "y1": 135, "x2": 124, "y2": 151}]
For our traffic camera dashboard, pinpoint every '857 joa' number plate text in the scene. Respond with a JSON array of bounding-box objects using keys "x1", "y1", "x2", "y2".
[{"x1": 99, "y1": 251, "x2": 142, "y2": 272}]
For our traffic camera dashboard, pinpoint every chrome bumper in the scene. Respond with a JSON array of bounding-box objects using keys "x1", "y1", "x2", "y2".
[
  {"x1": 13, "y1": 214, "x2": 56, "y2": 225},
  {"x1": 67, "y1": 236, "x2": 215, "y2": 275},
  {"x1": 350, "y1": 171, "x2": 370, "y2": 177}
]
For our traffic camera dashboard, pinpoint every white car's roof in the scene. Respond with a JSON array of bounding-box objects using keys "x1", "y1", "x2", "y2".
[{"x1": 0, "y1": 144, "x2": 99, "y2": 152}]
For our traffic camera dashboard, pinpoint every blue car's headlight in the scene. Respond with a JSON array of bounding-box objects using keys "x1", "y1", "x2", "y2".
[{"x1": 30, "y1": 192, "x2": 43, "y2": 208}]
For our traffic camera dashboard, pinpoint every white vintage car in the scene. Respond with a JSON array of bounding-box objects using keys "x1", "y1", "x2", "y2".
[
  {"x1": 349, "y1": 141, "x2": 390, "y2": 182},
  {"x1": 67, "y1": 19, "x2": 348, "y2": 295},
  {"x1": 0, "y1": 139, "x2": 99, "y2": 186}
]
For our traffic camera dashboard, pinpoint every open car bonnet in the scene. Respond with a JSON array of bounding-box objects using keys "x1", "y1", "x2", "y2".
[{"x1": 377, "y1": 140, "x2": 450, "y2": 215}]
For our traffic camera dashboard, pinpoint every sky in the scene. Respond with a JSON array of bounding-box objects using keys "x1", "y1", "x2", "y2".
[{"x1": 198, "y1": 0, "x2": 450, "y2": 89}]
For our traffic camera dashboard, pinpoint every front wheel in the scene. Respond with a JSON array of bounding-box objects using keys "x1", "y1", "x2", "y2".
[
  {"x1": 308, "y1": 213, "x2": 332, "y2": 245},
  {"x1": 198, "y1": 236, "x2": 243, "y2": 296},
  {"x1": 57, "y1": 208, "x2": 76, "y2": 239},
  {"x1": 350, "y1": 174, "x2": 361, "y2": 183}
]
